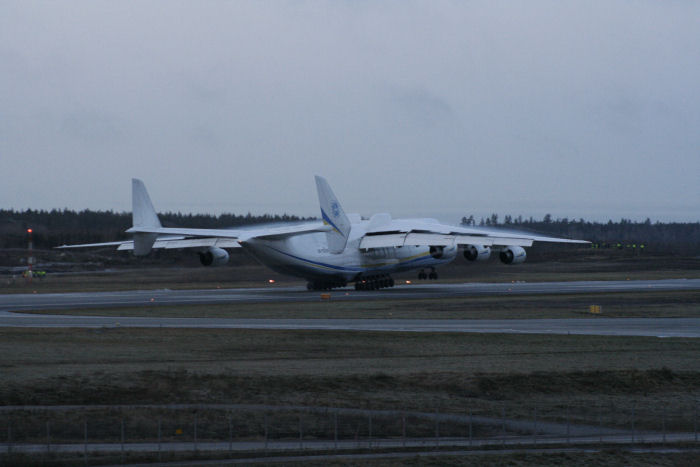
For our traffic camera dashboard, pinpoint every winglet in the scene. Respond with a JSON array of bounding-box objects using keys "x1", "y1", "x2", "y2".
[
  {"x1": 315, "y1": 176, "x2": 351, "y2": 254},
  {"x1": 131, "y1": 179, "x2": 161, "y2": 256}
]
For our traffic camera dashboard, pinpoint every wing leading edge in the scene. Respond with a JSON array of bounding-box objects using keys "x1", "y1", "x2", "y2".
[{"x1": 359, "y1": 220, "x2": 589, "y2": 249}]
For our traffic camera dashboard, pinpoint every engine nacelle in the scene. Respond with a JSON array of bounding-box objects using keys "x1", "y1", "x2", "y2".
[
  {"x1": 429, "y1": 245, "x2": 445, "y2": 259},
  {"x1": 499, "y1": 246, "x2": 526, "y2": 265},
  {"x1": 463, "y1": 244, "x2": 491, "y2": 262},
  {"x1": 198, "y1": 247, "x2": 229, "y2": 267}
]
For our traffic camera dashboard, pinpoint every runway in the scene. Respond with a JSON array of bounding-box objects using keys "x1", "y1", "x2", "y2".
[
  {"x1": 1, "y1": 279, "x2": 699, "y2": 337},
  {"x1": 1, "y1": 312, "x2": 699, "y2": 337}
]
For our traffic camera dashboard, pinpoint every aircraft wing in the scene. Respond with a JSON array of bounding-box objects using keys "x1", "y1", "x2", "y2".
[
  {"x1": 359, "y1": 219, "x2": 589, "y2": 249},
  {"x1": 57, "y1": 222, "x2": 331, "y2": 251},
  {"x1": 126, "y1": 222, "x2": 330, "y2": 241},
  {"x1": 118, "y1": 237, "x2": 242, "y2": 251},
  {"x1": 56, "y1": 236, "x2": 243, "y2": 251}
]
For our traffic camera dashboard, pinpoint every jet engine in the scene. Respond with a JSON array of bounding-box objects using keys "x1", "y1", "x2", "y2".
[
  {"x1": 499, "y1": 246, "x2": 526, "y2": 265},
  {"x1": 198, "y1": 247, "x2": 229, "y2": 267},
  {"x1": 429, "y1": 245, "x2": 445, "y2": 259},
  {"x1": 463, "y1": 244, "x2": 491, "y2": 262}
]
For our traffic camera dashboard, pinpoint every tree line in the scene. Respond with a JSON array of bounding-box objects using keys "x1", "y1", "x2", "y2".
[{"x1": 461, "y1": 214, "x2": 700, "y2": 254}]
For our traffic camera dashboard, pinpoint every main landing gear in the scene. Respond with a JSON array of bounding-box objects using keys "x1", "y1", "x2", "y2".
[
  {"x1": 354, "y1": 274, "x2": 395, "y2": 291},
  {"x1": 417, "y1": 268, "x2": 438, "y2": 280},
  {"x1": 306, "y1": 279, "x2": 347, "y2": 291}
]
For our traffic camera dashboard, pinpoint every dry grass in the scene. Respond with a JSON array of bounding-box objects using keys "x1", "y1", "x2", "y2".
[
  {"x1": 1, "y1": 327, "x2": 699, "y2": 429},
  {"x1": 1, "y1": 326, "x2": 699, "y2": 464},
  {"x1": 3, "y1": 328, "x2": 700, "y2": 382}
]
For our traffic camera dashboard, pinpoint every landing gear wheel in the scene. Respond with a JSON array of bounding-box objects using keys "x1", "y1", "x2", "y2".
[
  {"x1": 418, "y1": 270, "x2": 427, "y2": 280},
  {"x1": 353, "y1": 274, "x2": 395, "y2": 291},
  {"x1": 428, "y1": 272, "x2": 437, "y2": 280}
]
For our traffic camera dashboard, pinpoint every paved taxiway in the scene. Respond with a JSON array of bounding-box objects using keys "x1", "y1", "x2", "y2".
[
  {"x1": 1, "y1": 312, "x2": 699, "y2": 337},
  {"x1": 1, "y1": 279, "x2": 699, "y2": 337}
]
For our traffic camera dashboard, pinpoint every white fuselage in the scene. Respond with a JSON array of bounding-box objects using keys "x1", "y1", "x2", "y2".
[{"x1": 239, "y1": 220, "x2": 457, "y2": 281}]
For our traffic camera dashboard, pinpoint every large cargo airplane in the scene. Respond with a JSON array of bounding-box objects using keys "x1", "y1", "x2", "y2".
[{"x1": 59, "y1": 177, "x2": 588, "y2": 290}]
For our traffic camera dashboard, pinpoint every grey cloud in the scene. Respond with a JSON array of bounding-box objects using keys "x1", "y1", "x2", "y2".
[
  {"x1": 388, "y1": 87, "x2": 456, "y2": 129},
  {"x1": 1, "y1": 1, "x2": 698, "y2": 222},
  {"x1": 60, "y1": 111, "x2": 128, "y2": 144}
]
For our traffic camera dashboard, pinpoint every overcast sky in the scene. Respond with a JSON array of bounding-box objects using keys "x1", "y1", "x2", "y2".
[{"x1": 1, "y1": 1, "x2": 698, "y2": 223}]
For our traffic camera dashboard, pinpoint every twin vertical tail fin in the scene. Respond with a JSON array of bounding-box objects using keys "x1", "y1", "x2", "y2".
[
  {"x1": 131, "y1": 178, "x2": 161, "y2": 256},
  {"x1": 315, "y1": 176, "x2": 350, "y2": 254},
  {"x1": 131, "y1": 176, "x2": 348, "y2": 255}
]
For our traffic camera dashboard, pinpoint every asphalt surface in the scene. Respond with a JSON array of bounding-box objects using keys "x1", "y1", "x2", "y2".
[
  {"x1": 1, "y1": 279, "x2": 699, "y2": 336},
  {"x1": 3, "y1": 433, "x2": 699, "y2": 456},
  {"x1": 1, "y1": 312, "x2": 699, "y2": 337}
]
